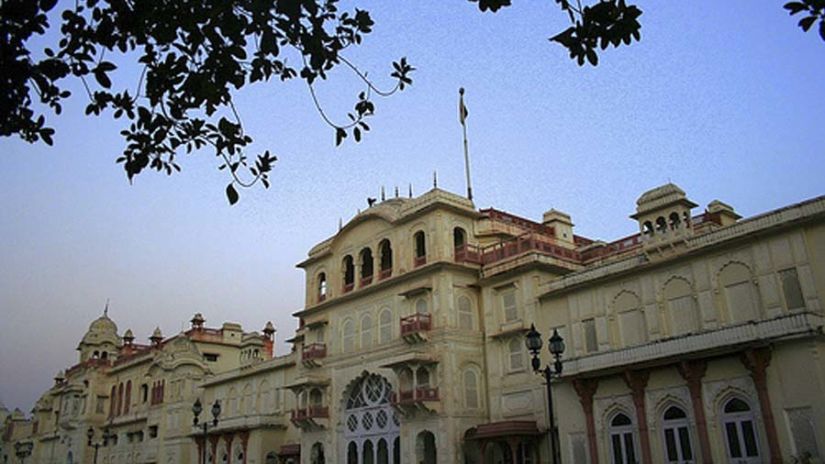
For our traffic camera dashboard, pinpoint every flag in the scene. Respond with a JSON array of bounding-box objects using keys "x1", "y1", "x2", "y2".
[{"x1": 459, "y1": 88, "x2": 469, "y2": 125}]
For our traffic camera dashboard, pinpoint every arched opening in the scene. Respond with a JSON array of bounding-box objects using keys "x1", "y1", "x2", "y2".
[
  {"x1": 398, "y1": 367, "x2": 413, "y2": 393},
  {"x1": 413, "y1": 231, "x2": 426, "y2": 266},
  {"x1": 662, "y1": 405, "x2": 693, "y2": 463},
  {"x1": 363, "y1": 440, "x2": 375, "y2": 464},
  {"x1": 343, "y1": 255, "x2": 355, "y2": 293},
  {"x1": 93, "y1": 350, "x2": 99, "y2": 359},
  {"x1": 117, "y1": 382, "x2": 124, "y2": 416},
  {"x1": 614, "y1": 291, "x2": 647, "y2": 347},
  {"x1": 719, "y1": 262, "x2": 759, "y2": 322},
  {"x1": 463, "y1": 368, "x2": 479, "y2": 409},
  {"x1": 361, "y1": 314, "x2": 373, "y2": 350},
  {"x1": 360, "y1": 248, "x2": 374, "y2": 286},
  {"x1": 415, "y1": 431, "x2": 437, "y2": 464},
  {"x1": 453, "y1": 226, "x2": 467, "y2": 254},
  {"x1": 721, "y1": 397, "x2": 760, "y2": 461},
  {"x1": 415, "y1": 298, "x2": 428, "y2": 314},
  {"x1": 609, "y1": 412, "x2": 638, "y2": 464},
  {"x1": 377, "y1": 438, "x2": 389, "y2": 464},
  {"x1": 317, "y1": 272, "x2": 328, "y2": 302},
  {"x1": 669, "y1": 212, "x2": 681, "y2": 229},
  {"x1": 656, "y1": 216, "x2": 668, "y2": 234},
  {"x1": 379, "y1": 239, "x2": 393, "y2": 279},
  {"x1": 348, "y1": 442, "x2": 359, "y2": 464},
  {"x1": 311, "y1": 442, "x2": 326, "y2": 464},
  {"x1": 416, "y1": 367, "x2": 430, "y2": 388},
  {"x1": 124, "y1": 380, "x2": 132, "y2": 414},
  {"x1": 379, "y1": 309, "x2": 392, "y2": 344},
  {"x1": 643, "y1": 221, "x2": 654, "y2": 237},
  {"x1": 265, "y1": 452, "x2": 278, "y2": 464},
  {"x1": 458, "y1": 295, "x2": 474, "y2": 330},
  {"x1": 343, "y1": 319, "x2": 356, "y2": 353},
  {"x1": 140, "y1": 384, "x2": 148, "y2": 403}
]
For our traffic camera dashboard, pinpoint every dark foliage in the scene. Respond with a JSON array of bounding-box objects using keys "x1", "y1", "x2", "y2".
[{"x1": 784, "y1": 0, "x2": 825, "y2": 40}]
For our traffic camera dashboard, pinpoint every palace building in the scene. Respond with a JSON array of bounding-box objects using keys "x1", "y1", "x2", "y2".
[{"x1": 3, "y1": 183, "x2": 824, "y2": 464}]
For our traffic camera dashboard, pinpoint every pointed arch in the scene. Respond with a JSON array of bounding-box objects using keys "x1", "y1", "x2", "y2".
[
  {"x1": 717, "y1": 261, "x2": 759, "y2": 322},
  {"x1": 612, "y1": 290, "x2": 647, "y2": 347},
  {"x1": 662, "y1": 276, "x2": 700, "y2": 336}
]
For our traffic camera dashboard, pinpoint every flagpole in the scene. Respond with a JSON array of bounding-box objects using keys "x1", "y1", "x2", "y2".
[{"x1": 460, "y1": 88, "x2": 473, "y2": 202}]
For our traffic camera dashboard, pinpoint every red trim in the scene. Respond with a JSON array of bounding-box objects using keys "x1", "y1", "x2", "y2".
[
  {"x1": 572, "y1": 378, "x2": 599, "y2": 464},
  {"x1": 623, "y1": 370, "x2": 652, "y2": 464},
  {"x1": 677, "y1": 360, "x2": 713, "y2": 464},
  {"x1": 741, "y1": 348, "x2": 782, "y2": 464}
]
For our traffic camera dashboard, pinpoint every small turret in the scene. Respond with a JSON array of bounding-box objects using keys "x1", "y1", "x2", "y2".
[
  {"x1": 53, "y1": 370, "x2": 65, "y2": 388},
  {"x1": 631, "y1": 183, "x2": 697, "y2": 246},
  {"x1": 150, "y1": 327, "x2": 163, "y2": 347},
  {"x1": 123, "y1": 329, "x2": 134, "y2": 346},
  {"x1": 263, "y1": 321, "x2": 276, "y2": 358},
  {"x1": 191, "y1": 313, "x2": 205, "y2": 330}
]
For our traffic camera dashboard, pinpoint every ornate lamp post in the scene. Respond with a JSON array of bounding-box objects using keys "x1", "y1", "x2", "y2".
[
  {"x1": 87, "y1": 426, "x2": 113, "y2": 464},
  {"x1": 13, "y1": 442, "x2": 33, "y2": 464},
  {"x1": 192, "y1": 398, "x2": 221, "y2": 464},
  {"x1": 526, "y1": 324, "x2": 566, "y2": 464}
]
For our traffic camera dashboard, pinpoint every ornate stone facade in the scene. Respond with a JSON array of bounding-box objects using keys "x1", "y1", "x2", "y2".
[{"x1": 4, "y1": 184, "x2": 824, "y2": 464}]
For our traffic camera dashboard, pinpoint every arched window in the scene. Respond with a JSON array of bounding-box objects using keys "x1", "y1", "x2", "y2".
[
  {"x1": 656, "y1": 216, "x2": 668, "y2": 234},
  {"x1": 721, "y1": 398, "x2": 760, "y2": 461},
  {"x1": 360, "y1": 248, "x2": 374, "y2": 285},
  {"x1": 93, "y1": 350, "x2": 99, "y2": 359},
  {"x1": 415, "y1": 431, "x2": 437, "y2": 464},
  {"x1": 243, "y1": 383, "x2": 254, "y2": 415},
  {"x1": 309, "y1": 388, "x2": 323, "y2": 407},
  {"x1": 361, "y1": 314, "x2": 373, "y2": 350},
  {"x1": 398, "y1": 367, "x2": 413, "y2": 392},
  {"x1": 415, "y1": 298, "x2": 428, "y2": 314},
  {"x1": 453, "y1": 227, "x2": 467, "y2": 250},
  {"x1": 458, "y1": 296, "x2": 474, "y2": 330},
  {"x1": 343, "y1": 319, "x2": 356, "y2": 353},
  {"x1": 662, "y1": 406, "x2": 693, "y2": 463},
  {"x1": 416, "y1": 366, "x2": 430, "y2": 388},
  {"x1": 609, "y1": 412, "x2": 638, "y2": 464},
  {"x1": 100, "y1": 351, "x2": 108, "y2": 360},
  {"x1": 719, "y1": 263, "x2": 759, "y2": 322},
  {"x1": 413, "y1": 231, "x2": 426, "y2": 266},
  {"x1": 117, "y1": 383, "x2": 124, "y2": 416},
  {"x1": 664, "y1": 278, "x2": 700, "y2": 335},
  {"x1": 508, "y1": 338, "x2": 524, "y2": 371},
  {"x1": 643, "y1": 221, "x2": 654, "y2": 237},
  {"x1": 463, "y1": 368, "x2": 479, "y2": 409},
  {"x1": 379, "y1": 309, "x2": 393, "y2": 344},
  {"x1": 343, "y1": 374, "x2": 399, "y2": 464},
  {"x1": 669, "y1": 212, "x2": 681, "y2": 230},
  {"x1": 311, "y1": 442, "x2": 326, "y2": 464},
  {"x1": 124, "y1": 380, "x2": 132, "y2": 414},
  {"x1": 379, "y1": 239, "x2": 393, "y2": 279},
  {"x1": 614, "y1": 291, "x2": 647, "y2": 347},
  {"x1": 109, "y1": 385, "x2": 117, "y2": 417},
  {"x1": 343, "y1": 255, "x2": 355, "y2": 292},
  {"x1": 317, "y1": 272, "x2": 328, "y2": 301},
  {"x1": 140, "y1": 384, "x2": 148, "y2": 403}
]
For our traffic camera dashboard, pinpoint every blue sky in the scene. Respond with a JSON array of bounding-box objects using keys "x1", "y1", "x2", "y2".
[{"x1": 1, "y1": 1, "x2": 824, "y2": 412}]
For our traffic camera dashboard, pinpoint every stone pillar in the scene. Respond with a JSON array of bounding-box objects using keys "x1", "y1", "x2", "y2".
[
  {"x1": 239, "y1": 430, "x2": 250, "y2": 464},
  {"x1": 195, "y1": 436, "x2": 205, "y2": 464},
  {"x1": 623, "y1": 370, "x2": 652, "y2": 464},
  {"x1": 677, "y1": 359, "x2": 713, "y2": 464},
  {"x1": 223, "y1": 433, "x2": 234, "y2": 464},
  {"x1": 209, "y1": 435, "x2": 220, "y2": 464},
  {"x1": 741, "y1": 348, "x2": 781, "y2": 464},
  {"x1": 572, "y1": 378, "x2": 600, "y2": 464}
]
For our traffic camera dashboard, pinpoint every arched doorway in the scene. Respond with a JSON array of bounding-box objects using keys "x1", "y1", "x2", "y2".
[
  {"x1": 416, "y1": 431, "x2": 437, "y2": 464},
  {"x1": 342, "y1": 373, "x2": 400, "y2": 464}
]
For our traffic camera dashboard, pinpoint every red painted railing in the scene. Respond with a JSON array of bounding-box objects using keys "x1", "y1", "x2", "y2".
[
  {"x1": 394, "y1": 387, "x2": 439, "y2": 404},
  {"x1": 301, "y1": 343, "x2": 327, "y2": 362},
  {"x1": 291, "y1": 406, "x2": 329, "y2": 421},
  {"x1": 379, "y1": 268, "x2": 392, "y2": 280},
  {"x1": 342, "y1": 282, "x2": 354, "y2": 293},
  {"x1": 400, "y1": 313, "x2": 432, "y2": 336},
  {"x1": 480, "y1": 208, "x2": 555, "y2": 236},
  {"x1": 413, "y1": 255, "x2": 427, "y2": 267},
  {"x1": 360, "y1": 276, "x2": 373, "y2": 287}
]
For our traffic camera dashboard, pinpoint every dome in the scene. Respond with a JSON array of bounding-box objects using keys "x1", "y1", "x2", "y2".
[
  {"x1": 80, "y1": 313, "x2": 119, "y2": 346},
  {"x1": 633, "y1": 183, "x2": 697, "y2": 217}
]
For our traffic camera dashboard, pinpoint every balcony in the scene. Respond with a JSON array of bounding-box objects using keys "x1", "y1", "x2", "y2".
[
  {"x1": 379, "y1": 268, "x2": 392, "y2": 280},
  {"x1": 360, "y1": 276, "x2": 373, "y2": 287},
  {"x1": 301, "y1": 343, "x2": 327, "y2": 368},
  {"x1": 400, "y1": 313, "x2": 432, "y2": 343},
  {"x1": 413, "y1": 255, "x2": 427, "y2": 267},
  {"x1": 391, "y1": 387, "x2": 440, "y2": 415},
  {"x1": 342, "y1": 282, "x2": 354, "y2": 294},
  {"x1": 290, "y1": 406, "x2": 329, "y2": 429}
]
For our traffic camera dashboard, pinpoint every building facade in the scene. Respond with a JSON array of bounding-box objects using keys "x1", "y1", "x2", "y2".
[{"x1": 4, "y1": 184, "x2": 824, "y2": 464}]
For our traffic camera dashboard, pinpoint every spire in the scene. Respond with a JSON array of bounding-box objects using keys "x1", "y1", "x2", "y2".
[
  {"x1": 459, "y1": 87, "x2": 474, "y2": 202},
  {"x1": 103, "y1": 298, "x2": 110, "y2": 317},
  {"x1": 394, "y1": 186, "x2": 399, "y2": 198},
  {"x1": 408, "y1": 184, "x2": 413, "y2": 198},
  {"x1": 433, "y1": 170, "x2": 438, "y2": 188},
  {"x1": 381, "y1": 186, "x2": 386, "y2": 201},
  {"x1": 339, "y1": 217, "x2": 343, "y2": 231}
]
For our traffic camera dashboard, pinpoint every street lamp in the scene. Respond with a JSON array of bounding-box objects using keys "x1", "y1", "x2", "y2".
[
  {"x1": 192, "y1": 398, "x2": 221, "y2": 464},
  {"x1": 87, "y1": 426, "x2": 113, "y2": 464},
  {"x1": 13, "y1": 442, "x2": 33, "y2": 464},
  {"x1": 526, "y1": 324, "x2": 565, "y2": 464}
]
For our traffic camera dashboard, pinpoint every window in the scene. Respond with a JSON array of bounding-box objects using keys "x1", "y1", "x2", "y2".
[
  {"x1": 609, "y1": 413, "x2": 638, "y2": 464},
  {"x1": 453, "y1": 227, "x2": 466, "y2": 249},
  {"x1": 343, "y1": 319, "x2": 356, "y2": 353},
  {"x1": 463, "y1": 368, "x2": 479, "y2": 409},
  {"x1": 415, "y1": 298, "x2": 428, "y2": 314},
  {"x1": 117, "y1": 383, "x2": 124, "y2": 416},
  {"x1": 669, "y1": 212, "x2": 681, "y2": 229},
  {"x1": 379, "y1": 309, "x2": 393, "y2": 344},
  {"x1": 124, "y1": 380, "x2": 132, "y2": 414},
  {"x1": 656, "y1": 216, "x2": 668, "y2": 234},
  {"x1": 662, "y1": 406, "x2": 693, "y2": 464},
  {"x1": 458, "y1": 296, "x2": 474, "y2": 330},
  {"x1": 721, "y1": 398, "x2": 760, "y2": 462},
  {"x1": 501, "y1": 288, "x2": 518, "y2": 323},
  {"x1": 414, "y1": 231, "x2": 426, "y2": 266},
  {"x1": 317, "y1": 272, "x2": 327, "y2": 301},
  {"x1": 379, "y1": 240, "x2": 393, "y2": 277},
  {"x1": 583, "y1": 319, "x2": 598, "y2": 353},
  {"x1": 361, "y1": 314, "x2": 373, "y2": 350},
  {"x1": 615, "y1": 292, "x2": 646, "y2": 347},
  {"x1": 148, "y1": 425, "x2": 158, "y2": 439},
  {"x1": 787, "y1": 407, "x2": 820, "y2": 459},
  {"x1": 141, "y1": 384, "x2": 148, "y2": 403},
  {"x1": 343, "y1": 255, "x2": 355, "y2": 292},
  {"x1": 360, "y1": 248, "x2": 374, "y2": 284},
  {"x1": 508, "y1": 338, "x2": 524, "y2": 372},
  {"x1": 204, "y1": 353, "x2": 219, "y2": 362},
  {"x1": 780, "y1": 268, "x2": 805, "y2": 310}
]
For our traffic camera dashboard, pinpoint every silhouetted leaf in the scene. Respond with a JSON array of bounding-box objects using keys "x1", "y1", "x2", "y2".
[{"x1": 226, "y1": 183, "x2": 239, "y2": 205}]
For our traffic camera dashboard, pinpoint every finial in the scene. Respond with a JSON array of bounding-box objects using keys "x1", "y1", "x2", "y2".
[
  {"x1": 459, "y1": 87, "x2": 465, "y2": 95},
  {"x1": 381, "y1": 186, "x2": 386, "y2": 201},
  {"x1": 433, "y1": 170, "x2": 438, "y2": 188},
  {"x1": 104, "y1": 298, "x2": 109, "y2": 317},
  {"x1": 338, "y1": 217, "x2": 343, "y2": 231},
  {"x1": 408, "y1": 184, "x2": 413, "y2": 198},
  {"x1": 395, "y1": 186, "x2": 399, "y2": 198}
]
